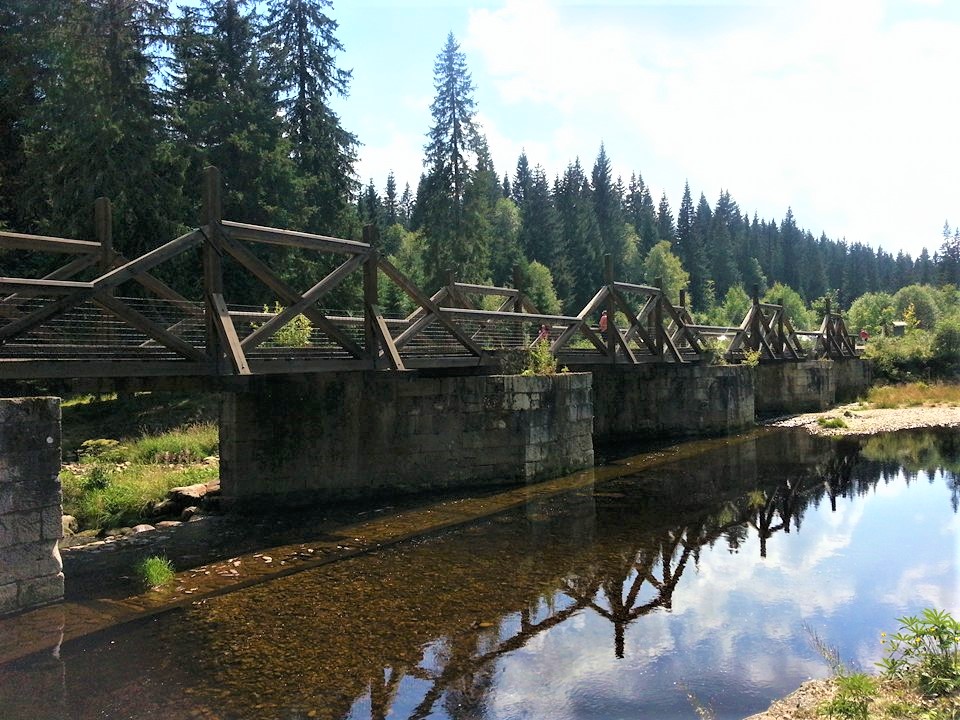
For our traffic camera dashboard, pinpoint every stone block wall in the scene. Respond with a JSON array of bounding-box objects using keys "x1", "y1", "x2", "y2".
[
  {"x1": 834, "y1": 359, "x2": 872, "y2": 402},
  {"x1": 755, "y1": 361, "x2": 835, "y2": 417},
  {"x1": 221, "y1": 372, "x2": 593, "y2": 505},
  {"x1": 0, "y1": 398, "x2": 63, "y2": 616},
  {"x1": 588, "y1": 364, "x2": 755, "y2": 441}
]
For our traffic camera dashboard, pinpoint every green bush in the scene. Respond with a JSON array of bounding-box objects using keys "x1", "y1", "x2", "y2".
[
  {"x1": 893, "y1": 285, "x2": 941, "y2": 330},
  {"x1": 878, "y1": 608, "x2": 960, "y2": 697},
  {"x1": 933, "y1": 315, "x2": 960, "y2": 367},
  {"x1": 256, "y1": 302, "x2": 312, "y2": 347},
  {"x1": 864, "y1": 331, "x2": 934, "y2": 382}
]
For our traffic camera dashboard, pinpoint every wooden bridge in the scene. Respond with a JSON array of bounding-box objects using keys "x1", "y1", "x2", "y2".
[{"x1": 0, "y1": 168, "x2": 858, "y2": 381}]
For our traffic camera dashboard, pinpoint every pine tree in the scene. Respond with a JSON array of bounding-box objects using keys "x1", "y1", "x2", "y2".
[
  {"x1": 398, "y1": 182, "x2": 413, "y2": 228},
  {"x1": 556, "y1": 159, "x2": 601, "y2": 310},
  {"x1": 264, "y1": 0, "x2": 357, "y2": 232},
  {"x1": 169, "y1": 0, "x2": 302, "y2": 229},
  {"x1": 21, "y1": 0, "x2": 181, "y2": 256},
  {"x1": 692, "y1": 193, "x2": 714, "y2": 308},
  {"x1": 709, "y1": 191, "x2": 742, "y2": 297},
  {"x1": 519, "y1": 165, "x2": 565, "y2": 295},
  {"x1": 383, "y1": 172, "x2": 398, "y2": 227},
  {"x1": 656, "y1": 192, "x2": 675, "y2": 245},
  {"x1": 780, "y1": 207, "x2": 802, "y2": 292},
  {"x1": 0, "y1": 0, "x2": 64, "y2": 230},
  {"x1": 419, "y1": 32, "x2": 484, "y2": 287},
  {"x1": 590, "y1": 144, "x2": 626, "y2": 263},
  {"x1": 512, "y1": 152, "x2": 532, "y2": 208}
]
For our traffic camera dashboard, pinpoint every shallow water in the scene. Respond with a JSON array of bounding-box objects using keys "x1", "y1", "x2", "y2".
[{"x1": 1, "y1": 428, "x2": 958, "y2": 720}]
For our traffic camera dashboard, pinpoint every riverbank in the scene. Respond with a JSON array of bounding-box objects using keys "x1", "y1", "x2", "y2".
[{"x1": 768, "y1": 402, "x2": 960, "y2": 436}]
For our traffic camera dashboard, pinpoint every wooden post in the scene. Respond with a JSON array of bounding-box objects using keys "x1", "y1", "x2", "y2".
[
  {"x1": 604, "y1": 254, "x2": 616, "y2": 360},
  {"x1": 750, "y1": 284, "x2": 761, "y2": 352},
  {"x1": 94, "y1": 197, "x2": 116, "y2": 356},
  {"x1": 363, "y1": 225, "x2": 379, "y2": 364},
  {"x1": 679, "y1": 289, "x2": 686, "y2": 308},
  {"x1": 94, "y1": 197, "x2": 113, "y2": 279},
  {"x1": 655, "y1": 277, "x2": 664, "y2": 357},
  {"x1": 777, "y1": 296, "x2": 785, "y2": 357},
  {"x1": 512, "y1": 265, "x2": 523, "y2": 312},
  {"x1": 202, "y1": 166, "x2": 224, "y2": 373}
]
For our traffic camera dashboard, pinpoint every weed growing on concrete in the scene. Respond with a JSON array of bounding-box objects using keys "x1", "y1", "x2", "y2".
[{"x1": 522, "y1": 340, "x2": 557, "y2": 376}]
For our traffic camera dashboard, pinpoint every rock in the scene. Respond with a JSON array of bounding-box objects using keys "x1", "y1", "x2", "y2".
[
  {"x1": 168, "y1": 483, "x2": 210, "y2": 504},
  {"x1": 203, "y1": 479, "x2": 221, "y2": 495},
  {"x1": 147, "y1": 498, "x2": 179, "y2": 517},
  {"x1": 155, "y1": 520, "x2": 182, "y2": 529},
  {"x1": 181, "y1": 506, "x2": 199, "y2": 521},
  {"x1": 98, "y1": 527, "x2": 132, "y2": 538},
  {"x1": 61, "y1": 515, "x2": 79, "y2": 536},
  {"x1": 131, "y1": 524, "x2": 155, "y2": 534}
]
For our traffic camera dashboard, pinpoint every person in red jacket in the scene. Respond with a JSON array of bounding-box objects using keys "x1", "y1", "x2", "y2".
[{"x1": 599, "y1": 310, "x2": 608, "y2": 333}]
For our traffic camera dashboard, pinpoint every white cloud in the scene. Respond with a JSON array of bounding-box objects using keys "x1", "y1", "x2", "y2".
[{"x1": 466, "y1": 0, "x2": 960, "y2": 255}]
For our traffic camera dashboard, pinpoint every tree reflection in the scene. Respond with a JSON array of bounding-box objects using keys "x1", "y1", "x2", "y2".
[{"x1": 10, "y1": 430, "x2": 956, "y2": 720}]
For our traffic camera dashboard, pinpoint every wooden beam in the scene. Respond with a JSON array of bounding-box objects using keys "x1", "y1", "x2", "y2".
[
  {"x1": 613, "y1": 280, "x2": 660, "y2": 295},
  {"x1": 0, "y1": 278, "x2": 94, "y2": 294},
  {"x1": 377, "y1": 257, "x2": 484, "y2": 357},
  {"x1": 452, "y1": 282, "x2": 519, "y2": 297},
  {"x1": 218, "y1": 232, "x2": 365, "y2": 358},
  {"x1": 222, "y1": 220, "x2": 370, "y2": 255},
  {"x1": 92, "y1": 295, "x2": 208, "y2": 363},
  {"x1": 611, "y1": 288, "x2": 657, "y2": 355},
  {"x1": 369, "y1": 304, "x2": 404, "y2": 370},
  {"x1": 240, "y1": 253, "x2": 364, "y2": 351},
  {"x1": 438, "y1": 307, "x2": 580, "y2": 324},
  {"x1": 93, "y1": 230, "x2": 202, "y2": 292},
  {"x1": 0, "y1": 231, "x2": 101, "y2": 254},
  {"x1": 209, "y1": 293, "x2": 250, "y2": 375},
  {"x1": 0, "y1": 254, "x2": 100, "y2": 312}
]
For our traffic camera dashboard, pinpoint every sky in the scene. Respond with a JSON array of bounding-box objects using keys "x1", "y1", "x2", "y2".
[{"x1": 328, "y1": 0, "x2": 960, "y2": 259}]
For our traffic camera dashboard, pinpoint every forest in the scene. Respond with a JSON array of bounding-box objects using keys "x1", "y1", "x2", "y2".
[{"x1": 2, "y1": 0, "x2": 959, "y2": 331}]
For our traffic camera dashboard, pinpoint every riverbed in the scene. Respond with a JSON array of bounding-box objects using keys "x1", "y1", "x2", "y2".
[{"x1": 0, "y1": 426, "x2": 957, "y2": 719}]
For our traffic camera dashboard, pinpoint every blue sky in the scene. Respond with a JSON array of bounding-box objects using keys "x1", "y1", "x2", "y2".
[{"x1": 329, "y1": 0, "x2": 960, "y2": 259}]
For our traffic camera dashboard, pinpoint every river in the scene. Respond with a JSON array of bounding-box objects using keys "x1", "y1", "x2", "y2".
[{"x1": 0, "y1": 427, "x2": 957, "y2": 720}]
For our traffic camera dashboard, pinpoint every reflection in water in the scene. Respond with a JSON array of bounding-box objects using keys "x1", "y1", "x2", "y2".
[{"x1": 0, "y1": 429, "x2": 957, "y2": 720}]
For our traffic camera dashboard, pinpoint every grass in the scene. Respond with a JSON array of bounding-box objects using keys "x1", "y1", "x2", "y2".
[
  {"x1": 866, "y1": 382, "x2": 960, "y2": 409},
  {"x1": 135, "y1": 555, "x2": 175, "y2": 589},
  {"x1": 808, "y1": 608, "x2": 960, "y2": 720},
  {"x1": 58, "y1": 392, "x2": 220, "y2": 532},
  {"x1": 61, "y1": 462, "x2": 218, "y2": 530},
  {"x1": 817, "y1": 417, "x2": 848, "y2": 429}
]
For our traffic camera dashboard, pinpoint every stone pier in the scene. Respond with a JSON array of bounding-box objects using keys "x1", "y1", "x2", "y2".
[
  {"x1": 0, "y1": 398, "x2": 63, "y2": 616},
  {"x1": 220, "y1": 372, "x2": 594, "y2": 506}
]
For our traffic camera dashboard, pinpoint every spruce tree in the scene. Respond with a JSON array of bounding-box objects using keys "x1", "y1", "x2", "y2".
[
  {"x1": 656, "y1": 192, "x2": 675, "y2": 245},
  {"x1": 169, "y1": 0, "x2": 302, "y2": 229},
  {"x1": 265, "y1": 0, "x2": 357, "y2": 232},
  {"x1": 383, "y1": 172, "x2": 399, "y2": 227},
  {"x1": 21, "y1": 0, "x2": 181, "y2": 255},
  {"x1": 419, "y1": 32, "x2": 484, "y2": 287},
  {"x1": 556, "y1": 159, "x2": 601, "y2": 310},
  {"x1": 591, "y1": 144, "x2": 626, "y2": 265}
]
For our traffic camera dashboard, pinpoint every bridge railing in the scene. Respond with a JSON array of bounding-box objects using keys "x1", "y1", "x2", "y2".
[{"x1": 0, "y1": 168, "x2": 860, "y2": 380}]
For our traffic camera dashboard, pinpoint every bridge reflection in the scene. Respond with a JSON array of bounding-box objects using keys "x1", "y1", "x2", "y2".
[{"x1": 2, "y1": 429, "x2": 956, "y2": 720}]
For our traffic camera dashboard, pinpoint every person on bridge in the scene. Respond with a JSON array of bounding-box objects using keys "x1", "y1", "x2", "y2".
[
  {"x1": 536, "y1": 324, "x2": 551, "y2": 344},
  {"x1": 859, "y1": 328, "x2": 869, "y2": 343},
  {"x1": 599, "y1": 310, "x2": 608, "y2": 333}
]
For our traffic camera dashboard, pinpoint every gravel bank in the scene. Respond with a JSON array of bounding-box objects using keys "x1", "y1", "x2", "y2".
[{"x1": 766, "y1": 403, "x2": 960, "y2": 436}]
